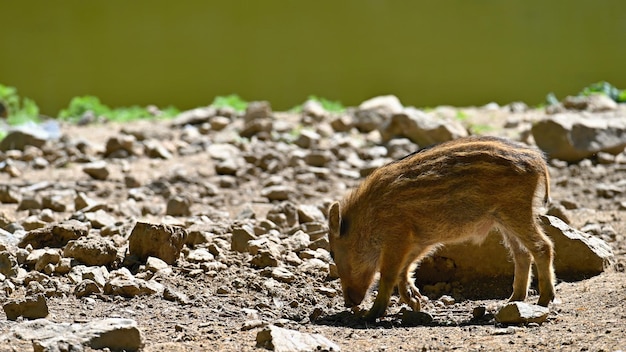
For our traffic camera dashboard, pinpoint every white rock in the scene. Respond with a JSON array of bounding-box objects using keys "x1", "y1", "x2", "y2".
[
  {"x1": 495, "y1": 302, "x2": 549, "y2": 324},
  {"x1": 256, "y1": 325, "x2": 340, "y2": 352}
]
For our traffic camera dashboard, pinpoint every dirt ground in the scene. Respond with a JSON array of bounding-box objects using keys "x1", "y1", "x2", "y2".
[{"x1": 1, "y1": 106, "x2": 625, "y2": 351}]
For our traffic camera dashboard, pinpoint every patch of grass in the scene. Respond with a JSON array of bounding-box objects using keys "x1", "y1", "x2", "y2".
[
  {"x1": 579, "y1": 81, "x2": 626, "y2": 102},
  {"x1": 307, "y1": 95, "x2": 345, "y2": 113},
  {"x1": 0, "y1": 84, "x2": 41, "y2": 125},
  {"x1": 469, "y1": 124, "x2": 495, "y2": 135},
  {"x1": 211, "y1": 94, "x2": 248, "y2": 113},
  {"x1": 455, "y1": 110, "x2": 468, "y2": 121},
  {"x1": 58, "y1": 95, "x2": 179, "y2": 123}
]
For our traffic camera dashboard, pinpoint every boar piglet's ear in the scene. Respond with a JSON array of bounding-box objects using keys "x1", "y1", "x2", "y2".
[{"x1": 328, "y1": 201, "x2": 341, "y2": 239}]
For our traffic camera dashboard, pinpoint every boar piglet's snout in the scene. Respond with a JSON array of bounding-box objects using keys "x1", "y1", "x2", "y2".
[{"x1": 343, "y1": 286, "x2": 366, "y2": 308}]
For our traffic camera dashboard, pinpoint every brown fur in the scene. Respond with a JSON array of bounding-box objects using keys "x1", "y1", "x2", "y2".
[{"x1": 328, "y1": 136, "x2": 556, "y2": 321}]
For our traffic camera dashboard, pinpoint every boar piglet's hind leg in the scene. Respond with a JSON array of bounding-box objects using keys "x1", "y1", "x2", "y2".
[
  {"x1": 397, "y1": 260, "x2": 423, "y2": 312},
  {"x1": 497, "y1": 208, "x2": 556, "y2": 306}
]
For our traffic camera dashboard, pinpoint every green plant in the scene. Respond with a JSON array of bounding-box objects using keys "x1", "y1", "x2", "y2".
[
  {"x1": 579, "y1": 81, "x2": 626, "y2": 102},
  {"x1": 58, "y1": 95, "x2": 179, "y2": 123},
  {"x1": 0, "y1": 84, "x2": 40, "y2": 125},
  {"x1": 211, "y1": 94, "x2": 248, "y2": 113},
  {"x1": 307, "y1": 95, "x2": 345, "y2": 113},
  {"x1": 58, "y1": 96, "x2": 109, "y2": 123}
]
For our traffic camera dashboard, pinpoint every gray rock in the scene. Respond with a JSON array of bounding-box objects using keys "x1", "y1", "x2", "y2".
[
  {"x1": 250, "y1": 250, "x2": 281, "y2": 268},
  {"x1": 3, "y1": 294, "x2": 48, "y2": 320},
  {"x1": 271, "y1": 266, "x2": 296, "y2": 283},
  {"x1": 0, "y1": 185, "x2": 21, "y2": 203},
  {"x1": 299, "y1": 258, "x2": 329, "y2": 275},
  {"x1": 210, "y1": 115, "x2": 231, "y2": 131},
  {"x1": 244, "y1": 101, "x2": 272, "y2": 122},
  {"x1": 298, "y1": 204, "x2": 326, "y2": 224},
  {"x1": 215, "y1": 158, "x2": 241, "y2": 175},
  {"x1": 256, "y1": 325, "x2": 341, "y2": 352},
  {"x1": 261, "y1": 185, "x2": 295, "y2": 201},
  {"x1": 171, "y1": 106, "x2": 216, "y2": 126},
  {"x1": 33, "y1": 249, "x2": 61, "y2": 272},
  {"x1": 294, "y1": 129, "x2": 321, "y2": 149},
  {"x1": 284, "y1": 229, "x2": 310, "y2": 252},
  {"x1": 104, "y1": 274, "x2": 163, "y2": 298},
  {"x1": 241, "y1": 118, "x2": 273, "y2": 139},
  {"x1": 83, "y1": 160, "x2": 110, "y2": 180},
  {"x1": 301, "y1": 99, "x2": 327, "y2": 121},
  {"x1": 163, "y1": 286, "x2": 190, "y2": 304},
  {"x1": 495, "y1": 302, "x2": 549, "y2": 325},
  {"x1": 186, "y1": 248, "x2": 214, "y2": 263},
  {"x1": 380, "y1": 107, "x2": 468, "y2": 146},
  {"x1": 166, "y1": 196, "x2": 192, "y2": 216},
  {"x1": 540, "y1": 215, "x2": 614, "y2": 280},
  {"x1": 0, "y1": 250, "x2": 18, "y2": 277},
  {"x1": 304, "y1": 150, "x2": 334, "y2": 167},
  {"x1": 19, "y1": 220, "x2": 89, "y2": 249},
  {"x1": 146, "y1": 256, "x2": 170, "y2": 272},
  {"x1": 562, "y1": 94, "x2": 618, "y2": 112},
  {"x1": 64, "y1": 236, "x2": 118, "y2": 266},
  {"x1": 17, "y1": 194, "x2": 42, "y2": 210},
  {"x1": 0, "y1": 128, "x2": 47, "y2": 151},
  {"x1": 128, "y1": 222, "x2": 187, "y2": 264},
  {"x1": 400, "y1": 309, "x2": 434, "y2": 326},
  {"x1": 532, "y1": 113, "x2": 626, "y2": 162},
  {"x1": 144, "y1": 139, "x2": 173, "y2": 159},
  {"x1": 104, "y1": 134, "x2": 138, "y2": 157},
  {"x1": 84, "y1": 209, "x2": 117, "y2": 229},
  {"x1": 74, "y1": 279, "x2": 103, "y2": 297},
  {"x1": 68, "y1": 265, "x2": 109, "y2": 287},
  {"x1": 354, "y1": 95, "x2": 404, "y2": 132},
  {"x1": 207, "y1": 143, "x2": 241, "y2": 160},
  {"x1": 231, "y1": 224, "x2": 256, "y2": 253},
  {"x1": 6, "y1": 318, "x2": 142, "y2": 352}
]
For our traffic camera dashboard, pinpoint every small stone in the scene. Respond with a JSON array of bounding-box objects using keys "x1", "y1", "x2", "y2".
[
  {"x1": 19, "y1": 220, "x2": 89, "y2": 249},
  {"x1": 231, "y1": 224, "x2": 256, "y2": 253},
  {"x1": 316, "y1": 286, "x2": 337, "y2": 298},
  {"x1": 271, "y1": 266, "x2": 296, "y2": 283},
  {"x1": 3, "y1": 294, "x2": 48, "y2": 320},
  {"x1": 85, "y1": 209, "x2": 117, "y2": 229},
  {"x1": 163, "y1": 286, "x2": 190, "y2": 304},
  {"x1": 439, "y1": 295, "x2": 455, "y2": 305},
  {"x1": 74, "y1": 279, "x2": 103, "y2": 298},
  {"x1": 495, "y1": 302, "x2": 549, "y2": 325},
  {"x1": 0, "y1": 251, "x2": 19, "y2": 277},
  {"x1": 166, "y1": 196, "x2": 192, "y2": 217},
  {"x1": 83, "y1": 161, "x2": 110, "y2": 180},
  {"x1": 146, "y1": 256, "x2": 170, "y2": 272},
  {"x1": 242, "y1": 319, "x2": 266, "y2": 331},
  {"x1": 128, "y1": 222, "x2": 187, "y2": 265},
  {"x1": 472, "y1": 306, "x2": 487, "y2": 319},
  {"x1": 261, "y1": 185, "x2": 294, "y2": 201},
  {"x1": 104, "y1": 276, "x2": 163, "y2": 297},
  {"x1": 256, "y1": 325, "x2": 341, "y2": 352},
  {"x1": 64, "y1": 236, "x2": 118, "y2": 266},
  {"x1": 186, "y1": 248, "x2": 214, "y2": 263},
  {"x1": 400, "y1": 309, "x2": 434, "y2": 326}
]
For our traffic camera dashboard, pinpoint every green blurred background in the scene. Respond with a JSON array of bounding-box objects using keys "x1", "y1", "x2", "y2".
[{"x1": 2, "y1": 1, "x2": 626, "y2": 115}]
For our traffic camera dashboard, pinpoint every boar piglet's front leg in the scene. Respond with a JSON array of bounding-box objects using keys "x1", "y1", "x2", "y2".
[{"x1": 364, "y1": 241, "x2": 426, "y2": 321}]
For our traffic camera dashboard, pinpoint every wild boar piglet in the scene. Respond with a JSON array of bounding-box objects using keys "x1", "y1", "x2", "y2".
[{"x1": 328, "y1": 136, "x2": 556, "y2": 321}]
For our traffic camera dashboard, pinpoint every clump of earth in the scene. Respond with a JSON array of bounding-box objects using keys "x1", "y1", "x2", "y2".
[{"x1": 0, "y1": 96, "x2": 625, "y2": 351}]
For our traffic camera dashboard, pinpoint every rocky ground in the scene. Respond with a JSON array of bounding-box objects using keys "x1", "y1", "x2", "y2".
[{"x1": 0, "y1": 96, "x2": 625, "y2": 351}]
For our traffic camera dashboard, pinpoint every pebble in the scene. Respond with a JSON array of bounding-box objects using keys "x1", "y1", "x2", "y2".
[{"x1": 495, "y1": 302, "x2": 549, "y2": 325}]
